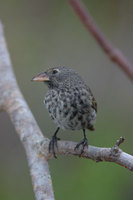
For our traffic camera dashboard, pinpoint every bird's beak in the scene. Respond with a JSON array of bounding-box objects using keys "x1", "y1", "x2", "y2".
[{"x1": 32, "y1": 72, "x2": 50, "y2": 82}]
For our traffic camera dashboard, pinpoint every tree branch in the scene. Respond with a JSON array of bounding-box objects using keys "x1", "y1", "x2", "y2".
[
  {"x1": 0, "y1": 22, "x2": 55, "y2": 200},
  {"x1": 68, "y1": 0, "x2": 133, "y2": 81},
  {"x1": 39, "y1": 138, "x2": 133, "y2": 172}
]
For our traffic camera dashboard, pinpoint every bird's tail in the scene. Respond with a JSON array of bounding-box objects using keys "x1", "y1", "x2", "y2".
[{"x1": 88, "y1": 125, "x2": 95, "y2": 131}]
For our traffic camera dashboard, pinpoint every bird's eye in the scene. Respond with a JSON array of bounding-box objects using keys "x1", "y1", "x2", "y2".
[{"x1": 52, "y1": 69, "x2": 59, "y2": 74}]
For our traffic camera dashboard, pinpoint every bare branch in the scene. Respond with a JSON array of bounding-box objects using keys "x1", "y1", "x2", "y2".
[
  {"x1": 39, "y1": 139, "x2": 133, "y2": 172},
  {"x1": 0, "y1": 22, "x2": 55, "y2": 200},
  {"x1": 68, "y1": 0, "x2": 133, "y2": 81}
]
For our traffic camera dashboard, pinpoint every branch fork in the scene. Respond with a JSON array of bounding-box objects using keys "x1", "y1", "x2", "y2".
[{"x1": 111, "y1": 137, "x2": 125, "y2": 155}]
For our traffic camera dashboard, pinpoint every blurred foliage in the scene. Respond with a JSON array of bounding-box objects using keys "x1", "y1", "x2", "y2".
[{"x1": 0, "y1": 0, "x2": 133, "y2": 199}]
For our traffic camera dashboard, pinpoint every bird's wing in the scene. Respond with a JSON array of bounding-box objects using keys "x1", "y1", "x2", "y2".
[
  {"x1": 86, "y1": 86, "x2": 97, "y2": 113},
  {"x1": 91, "y1": 96, "x2": 97, "y2": 113}
]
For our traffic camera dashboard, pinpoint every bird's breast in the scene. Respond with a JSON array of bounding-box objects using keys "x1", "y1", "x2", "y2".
[{"x1": 44, "y1": 89, "x2": 96, "y2": 130}]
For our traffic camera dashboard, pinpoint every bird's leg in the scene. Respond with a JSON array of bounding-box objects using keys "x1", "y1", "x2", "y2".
[
  {"x1": 74, "y1": 129, "x2": 88, "y2": 156},
  {"x1": 49, "y1": 127, "x2": 60, "y2": 158}
]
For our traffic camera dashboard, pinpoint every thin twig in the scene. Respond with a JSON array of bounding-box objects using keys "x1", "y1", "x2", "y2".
[
  {"x1": 115, "y1": 137, "x2": 125, "y2": 147},
  {"x1": 0, "y1": 22, "x2": 55, "y2": 200},
  {"x1": 68, "y1": 0, "x2": 133, "y2": 81}
]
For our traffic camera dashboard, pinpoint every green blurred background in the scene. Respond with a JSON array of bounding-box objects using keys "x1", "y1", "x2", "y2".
[{"x1": 0, "y1": 0, "x2": 133, "y2": 199}]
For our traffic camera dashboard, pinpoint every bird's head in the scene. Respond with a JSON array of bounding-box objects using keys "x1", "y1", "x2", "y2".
[{"x1": 32, "y1": 66, "x2": 76, "y2": 89}]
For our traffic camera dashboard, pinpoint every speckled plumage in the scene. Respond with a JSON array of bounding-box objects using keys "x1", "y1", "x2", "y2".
[
  {"x1": 32, "y1": 66, "x2": 97, "y2": 157},
  {"x1": 44, "y1": 78, "x2": 96, "y2": 131}
]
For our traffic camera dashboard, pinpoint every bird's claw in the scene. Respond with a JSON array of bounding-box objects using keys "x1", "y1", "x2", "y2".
[
  {"x1": 74, "y1": 138, "x2": 88, "y2": 156},
  {"x1": 49, "y1": 135, "x2": 60, "y2": 158}
]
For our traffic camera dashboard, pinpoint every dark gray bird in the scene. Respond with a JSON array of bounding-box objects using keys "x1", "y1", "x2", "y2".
[{"x1": 32, "y1": 66, "x2": 97, "y2": 158}]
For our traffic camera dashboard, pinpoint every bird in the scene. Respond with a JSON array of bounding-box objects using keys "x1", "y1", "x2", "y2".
[{"x1": 32, "y1": 66, "x2": 97, "y2": 158}]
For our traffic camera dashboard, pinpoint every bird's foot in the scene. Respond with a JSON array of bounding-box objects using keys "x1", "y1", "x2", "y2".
[
  {"x1": 49, "y1": 135, "x2": 60, "y2": 158},
  {"x1": 74, "y1": 138, "x2": 88, "y2": 156}
]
